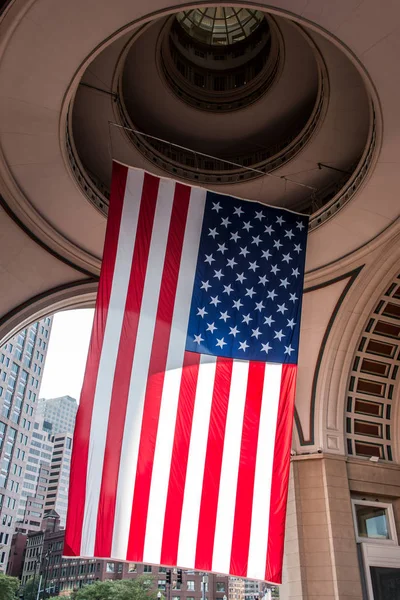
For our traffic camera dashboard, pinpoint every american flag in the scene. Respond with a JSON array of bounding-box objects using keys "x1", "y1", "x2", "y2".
[{"x1": 65, "y1": 162, "x2": 308, "y2": 584}]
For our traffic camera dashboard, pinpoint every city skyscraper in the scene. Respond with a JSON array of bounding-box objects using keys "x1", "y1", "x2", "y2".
[
  {"x1": 37, "y1": 395, "x2": 77, "y2": 435},
  {"x1": 44, "y1": 432, "x2": 73, "y2": 527},
  {"x1": 16, "y1": 416, "x2": 54, "y2": 534},
  {"x1": 0, "y1": 317, "x2": 52, "y2": 570}
]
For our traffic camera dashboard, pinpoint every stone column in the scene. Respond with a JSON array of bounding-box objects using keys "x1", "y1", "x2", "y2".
[{"x1": 280, "y1": 454, "x2": 363, "y2": 600}]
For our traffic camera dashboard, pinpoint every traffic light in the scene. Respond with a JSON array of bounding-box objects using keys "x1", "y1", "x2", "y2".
[
  {"x1": 177, "y1": 570, "x2": 183, "y2": 585},
  {"x1": 166, "y1": 570, "x2": 172, "y2": 585}
]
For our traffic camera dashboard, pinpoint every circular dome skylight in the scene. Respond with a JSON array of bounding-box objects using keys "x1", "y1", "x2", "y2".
[{"x1": 176, "y1": 7, "x2": 265, "y2": 46}]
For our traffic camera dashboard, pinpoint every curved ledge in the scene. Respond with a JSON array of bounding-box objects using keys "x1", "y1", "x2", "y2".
[
  {"x1": 48, "y1": 0, "x2": 383, "y2": 277},
  {"x1": 308, "y1": 103, "x2": 377, "y2": 231},
  {"x1": 115, "y1": 22, "x2": 327, "y2": 188},
  {"x1": 0, "y1": 278, "x2": 97, "y2": 346},
  {"x1": 159, "y1": 15, "x2": 281, "y2": 113}
]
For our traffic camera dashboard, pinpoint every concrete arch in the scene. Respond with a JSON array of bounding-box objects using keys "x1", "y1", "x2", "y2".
[{"x1": 315, "y1": 231, "x2": 400, "y2": 459}]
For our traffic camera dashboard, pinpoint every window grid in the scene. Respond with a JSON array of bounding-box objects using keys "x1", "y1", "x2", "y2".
[{"x1": 346, "y1": 276, "x2": 400, "y2": 461}]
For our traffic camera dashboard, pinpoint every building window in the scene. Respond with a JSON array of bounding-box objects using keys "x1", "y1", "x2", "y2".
[
  {"x1": 172, "y1": 582, "x2": 181, "y2": 590},
  {"x1": 216, "y1": 583, "x2": 226, "y2": 592},
  {"x1": 187, "y1": 581, "x2": 195, "y2": 591},
  {"x1": 158, "y1": 581, "x2": 166, "y2": 591},
  {"x1": 352, "y1": 500, "x2": 397, "y2": 544},
  {"x1": 106, "y1": 562, "x2": 115, "y2": 573},
  {"x1": 128, "y1": 563, "x2": 137, "y2": 573},
  {"x1": 143, "y1": 565, "x2": 152, "y2": 573}
]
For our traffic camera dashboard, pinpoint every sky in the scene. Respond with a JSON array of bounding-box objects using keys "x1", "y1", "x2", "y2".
[{"x1": 40, "y1": 309, "x2": 94, "y2": 401}]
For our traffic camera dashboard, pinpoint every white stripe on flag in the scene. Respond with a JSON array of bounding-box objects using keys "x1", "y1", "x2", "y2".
[
  {"x1": 177, "y1": 355, "x2": 217, "y2": 568},
  {"x1": 247, "y1": 363, "x2": 282, "y2": 580},
  {"x1": 211, "y1": 359, "x2": 249, "y2": 574},
  {"x1": 143, "y1": 187, "x2": 207, "y2": 564},
  {"x1": 81, "y1": 169, "x2": 144, "y2": 556},
  {"x1": 111, "y1": 178, "x2": 176, "y2": 558}
]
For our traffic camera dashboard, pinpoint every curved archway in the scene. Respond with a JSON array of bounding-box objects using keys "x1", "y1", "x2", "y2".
[
  {"x1": 315, "y1": 230, "x2": 400, "y2": 460},
  {"x1": 0, "y1": 279, "x2": 97, "y2": 347}
]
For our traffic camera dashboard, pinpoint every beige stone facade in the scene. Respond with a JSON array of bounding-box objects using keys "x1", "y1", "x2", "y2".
[{"x1": 229, "y1": 577, "x2": 246, "y2": 600}]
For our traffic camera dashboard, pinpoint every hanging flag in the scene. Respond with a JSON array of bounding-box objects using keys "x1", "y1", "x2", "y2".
[{"x1": 64, "y1": 162, "x2": 308, "y2": 584}]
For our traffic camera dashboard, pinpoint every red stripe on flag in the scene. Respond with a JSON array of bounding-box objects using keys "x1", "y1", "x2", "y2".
[
  {"x1": 195, "y1": 357, "x2": 233, "y2": 571},
  {"x1": 64, "y1": 162, "x2": 128, "y2": 556},
  {"x1": 127, "y1": 183, "x2": 191, "y2": 561},
  {"x1": 160, "y1": 351, "x2": 201, "y2": 566},
  {"x1": 265, "y1": 364, "x2": 297, "y2": 584},
  {"x1": 93, "y1": 173, "x2": 160, "y2": 556},
  {"x1": 229, "y1": 361, "x2": 266, "y2": 576}
]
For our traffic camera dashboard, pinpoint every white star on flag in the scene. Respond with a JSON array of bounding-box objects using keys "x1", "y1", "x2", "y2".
[
  {"x1": 209, "y1": 228, "x2": 218, "y2": 238},
  {"x1": 245, "y1": 287, "x2": 256, "y2": 298},
  {"x1": 216, "y1": 337, "x2": 227, "y2": 348},
  {"x1": 284, "y1": 344, "x2": 295, "y2": 355},
  {"x1": 243, "y1": 221, "x2": 253, "y2": 232},
  {"x1": 233, "y1": 299, "x2": 244, "y2": 310},
  {"x1": 223, "y1": 284, "x2": 233, "y2": 295},
  {"x1": 261, "y1": 341, "x2": 272, "y2": 353},
  {"x1": 227, "y1": 257, "x2": 238, "y2": 269},
  {"x1": 277, "y1": 303, "x2": 288, "y2": 314},
  {"x1": 274, "y1": 330, "x2": 285, "y2": 341},
  {"x1": 210, "y1": 296, "x2": 221, "y2": 307}
]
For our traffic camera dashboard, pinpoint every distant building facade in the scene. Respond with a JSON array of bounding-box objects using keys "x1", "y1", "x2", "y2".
[
  {"x1": 18, "y1": 512, "x2": 230, "y2": 598},
  {"x1": 16, "y1": 416, "x2": 54, "y2": 534},
  {"x1": 37, "y1": 396, "x2": 77, "y2": 435},
  {"x1": 44, "y1": 433, "x2": 72, "y2": 527},
  {"x1": 0, "y1": 317, "x2": 52, "y2": 570},
  {"x1": 245, "y1": 579, "x2": 261, "y2": 600},
  {"x1": 229, "y1": 577, "x2": 245, "y2": 600},
  {"x1": 7, "y1": 531, "x2": 27, "y2": 578}
]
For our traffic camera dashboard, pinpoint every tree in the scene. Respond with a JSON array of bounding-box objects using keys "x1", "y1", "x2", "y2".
[
  {"x1": 23, "y1": 577, "x2": 39, "y2": 600},
  {"x1": 0, "y1": 573, "x2": 19, "y2": 600},
  {"x1": 71, "y1": 577, "x2": 158, "y2": 600}
]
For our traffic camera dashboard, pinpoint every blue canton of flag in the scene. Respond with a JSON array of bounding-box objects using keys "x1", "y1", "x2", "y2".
[{"x1": 186, "y1": 191, "x2": 308, "y2": 363}]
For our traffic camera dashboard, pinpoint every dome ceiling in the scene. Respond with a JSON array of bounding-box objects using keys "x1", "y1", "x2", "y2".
[
  {"x1": 70, "y1": 5, "x2": 374, "y2": 227},
  {"x1": 176, "y1": 8, "x2": 265, "y2": 46}
]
